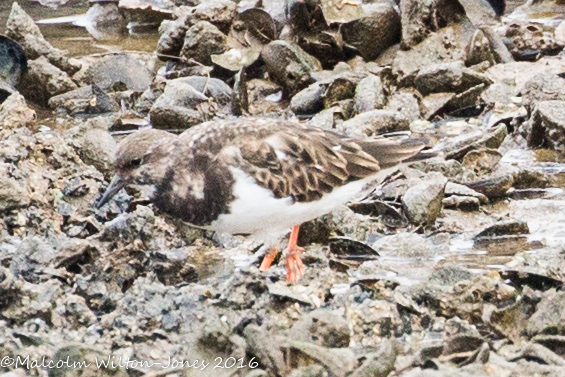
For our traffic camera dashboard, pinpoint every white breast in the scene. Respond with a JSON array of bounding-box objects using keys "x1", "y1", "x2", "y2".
[{"x1": 211, "y1": 168, "x2": 376, "y2": 239}]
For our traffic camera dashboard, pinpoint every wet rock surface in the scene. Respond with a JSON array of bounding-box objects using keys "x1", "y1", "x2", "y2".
[{"x1": 3, "y1": 0, "x2": 565, "y2": 376}]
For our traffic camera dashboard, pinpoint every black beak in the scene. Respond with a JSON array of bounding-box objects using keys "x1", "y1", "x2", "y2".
[{"x1": 96, "y1": 174, "x2": 125, "y2": 208}]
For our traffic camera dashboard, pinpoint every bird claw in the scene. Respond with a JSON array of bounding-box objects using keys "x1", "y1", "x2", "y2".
[{"x1": 285, "y1": 246, "x2": 305, "y2": 283}]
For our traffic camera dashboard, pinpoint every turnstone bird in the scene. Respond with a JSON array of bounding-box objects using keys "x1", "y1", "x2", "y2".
[{"x1": 97, "y1": 118, "x2": 431, "y2": 282}]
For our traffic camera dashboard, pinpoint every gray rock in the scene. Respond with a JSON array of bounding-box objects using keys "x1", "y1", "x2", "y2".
[
  {"x1": 288, "y1": 309, "x2": 350, "y2": 348},
  {"x1": 149, "y1": 76, "x2": 232, "y2": 129},
  {"x1": 415, "y1": 61, "x2": 492, "y2": 96},
  {"x1": 445, "y1": 182, "x2": 488, "y2": 204},
  {"x1": 522, "y1": 74, "x2": 565, "y2": 111},
  {"x1": 349, "y1": 340, "x2": 396, "y2": 377},
  {"x1": 63, "y1": 294, "x2": 97, "y2": 327},
  {"x1": 6, "y1": 2, "x2": 81, "y2": 75},
  {"x1": 443, "y1": 84, "x2": 487, "y2": 115},
  {"x1": 0, "y1": 266, "x2": 22, "y2": 311},
  {"x1": 190, "y1": 0, "x2": 237, "y2": 34},
  {"x1": 393, "y1": 25, "x2": 468, "y2": 86},
  {"x1": 247, "y1": 78, "x2": 283, "y2": 114},
  {"x1": 65, "y1": 117, "x2": 117, "y2": 179},
  {"x1": 464, "y1": 173, "x2": 514, "y2": 199},
  {"x1": 181, "y1": 21, "x2": 227, "y2": 66},
  {"x1": 244, "y1": 325, "x2": 288, "y2": 376},
  {"x1": 421, "y1": 92, "x2": 456, "y2": 120},
  {"x1": 307, "y1": 107, "x2": 343, "y2": 130},
  {"x1": 465, "y1": 29, "x2": 496, "y2": 67},
  {"x1": 244, "y1": 371, "x2": 269, "y2": 377},
  {"x1": 157, "y1": 16, "x2": 189, "y2": 58},
  {"x1": 372, "y1": 233, "x2": 432, "y2": 257},
  {"x1": 48, "y1": 84, "x2": 120, "y2": 115},
  {"x1": 338, "y1": 110, "x2": 409, "y2": 138},
  {"x1": 282, "y1": 339, "x2": 356, "y2": 377},
  {"x1": 385, "y1": 91, "x2": 421, "y2": 122},
  {"x1": 0, "y1": 93, "x2": 35, "y2": 130},
  {"x1": 149, "y1": 105, "x2": 203, "y2": 130},
  {"x1": 323, "y1": 77, "x2": 357, "y2": 108},
  {"x1": 261, "y1": 41, "x2": 322, "y2": 96},
  {"x1": 400, "y1": 0, "x2": 466, "y2": 49},
  {"x1": 504, "y1": 22, "x2": 563, "y2": 62},
  {"x1": 461, "y1": 148, "x2": 503, "y2": 175},
  {"x1": 49, "y1": 344, "x2": 128, "y2": 377},
  {"x1": 528, "y1": 100, "x2": 565, "y2": 151},
  {"x1": 476, "y1": 220, "x2": 529, "y2": 238},
  {"x1": 82, "y1": 53, "x2": 153, "y2": 91},
  {"x1": 513, "y1": 168, "x2": 549, "y2": 189},
  {"x1": 481, "y1": 82, "x2": 521, "y2": 105},
  {"x1": 19, "y1": 56, "x2": 78, "y2": 106},
  {"x1": 473, "y1": 235, "x2": 532, "y2": 256},
  {"x1": 0, "y1": 35, "x2": 26, "y2": 94},
  {"x1": 0, "y1": 175, "x2": 30, "y2": 213},
  {"x1": 428, "y1": 264, "x2": 472, "y2": 286},
  {"x1": 290, "y1": 82, "x2": 325, "y2": 115},
  {"x1": 527, "y1": 289, "x2": 565, "y2": 337},
  {"x1": 342, "y1": 2, "x2": 400, "y2": 61},
  {"x1": 354, "y1": 74, "x2": 386, "y2": 114},
  {"x1": 443, "y1": 195, "x2": 481, "y2": 211},
  {"x1": 288, "y1": 365, "x2": 328, "y2": 377},
  {"x1": 439, "y1": 124, "x2": 507, "y2": 160},
  {"x1": 402, "y1": 173, "x2": 448, "y2": 225}
]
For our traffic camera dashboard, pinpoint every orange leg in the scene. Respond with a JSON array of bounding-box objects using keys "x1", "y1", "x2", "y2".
[
  {"x1": 258, "y1": 225, "x2": 306, "y2": 283},
  {"x1": 259, "y1": 247, "x2": 280, "y2": 271},
  {"x1": 285, "y1": 225, "x2": 305, "y2": 283}
]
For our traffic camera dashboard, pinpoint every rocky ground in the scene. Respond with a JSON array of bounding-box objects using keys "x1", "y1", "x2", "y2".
[{"x1": 3, "y1": 0, "x2": 565, "y2": 376}]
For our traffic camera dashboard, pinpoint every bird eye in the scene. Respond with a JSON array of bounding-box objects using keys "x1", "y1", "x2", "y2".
[{"x1": 130, "y1": 158, "x2": 142, "y2": 167}]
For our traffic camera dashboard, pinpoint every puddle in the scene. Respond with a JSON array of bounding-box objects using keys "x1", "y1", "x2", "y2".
[{"x1": 0, "y1": 1, "x2": 160, "y2": 57}]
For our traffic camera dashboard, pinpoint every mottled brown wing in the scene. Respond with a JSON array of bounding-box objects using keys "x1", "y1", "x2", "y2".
[{"x1": 230, "y1": 126, "x2": 385, "y2": 203}]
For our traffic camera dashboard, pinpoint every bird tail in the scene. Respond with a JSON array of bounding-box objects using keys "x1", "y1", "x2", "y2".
[{"x1": 356, "y1": 137, "x2": 434, "y2": 169}]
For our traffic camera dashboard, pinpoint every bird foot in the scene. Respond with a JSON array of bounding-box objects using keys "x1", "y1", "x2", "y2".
[
  {"x1": 285, "y1": 245, "x2": 305, "y2": 283},
  {"x1": 258, "y1": 225, "x2": 305, "y2": 283},
  {"x1": 259, "y1": 247, "x2": 280, "y2": 271}
]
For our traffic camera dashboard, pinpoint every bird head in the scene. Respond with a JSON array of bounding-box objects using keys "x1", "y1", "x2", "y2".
[{"x1": 96, "y1": 129, "x2": 177, "y2": 208}]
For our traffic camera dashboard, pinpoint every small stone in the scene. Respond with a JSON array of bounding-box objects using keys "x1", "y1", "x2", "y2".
[
  {"x1": 349, "y1": 340, "x2": 396, "y2": 377},
  {"x1": 522, "y1": 74, "x2": 565, "y2": 110},
  {"x1": 372, "y1": 233, "x2": 431, "y2": 258},
  {"x1": 190, "y1": 0, "x2": 237, "y2": 33},
  {"x1": 528, "y1": 100, "x2": 565, "y2": 151},
  {"x1": 527, "y1": 289, "x2": 565, "y2": 337},
  {"x1": 475, "y1": 220, "x2": 530, "y2": 238},
  {"x1": 0, "y1": 93, "x2": 36, "y2": 130},
  {"x1": 354, "y1": 74, "x2": 387, "y2": 114},
  {"x1": 261, "y1": 41, "x2": 322, "y2": 96},
  {"x1": 443, "y1": 195, "x2": 480, "y2": 211},
  {"x1": 288, "y1": 309, "x2": 350, "y2": 348},
  {"x1": 342, "y1": 2, "x2": 401, "y2": 61},
  {"x1": 181, "y1": 21, "x2": 227, "y2": 66},
  {"x1": 65, "y1": 117, "x2": 117, "y2": 179},
  {"x1": 402, "y1": 173, "x2": 448, "y2": 225},
  {"x1": 0, "y1": 176, "x2": 30, "y2": 213},
  {"x1": 19, "y1": 56, "x2": 77, "y2": 106},
  {"x1": 415, "y1": 61, "x2": 492, "y2": 96},
  {"x1": 338, "y1": 110, "x2": 409, "y2": 138},
  {"x1": 464, "y1": 174, "x2": 514, "y2": 199},
  {"x1": 445, "y1": 182, "x2": 488, "y2": 204},
  {"x1": 290, "y1": 82, "x2": 325, "y2": 115},
  {"x1": 462, "y1": 148, "x2": 503, "y2": 175}
]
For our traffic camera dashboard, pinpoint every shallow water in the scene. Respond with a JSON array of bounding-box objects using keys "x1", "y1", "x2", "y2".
[{"x1": 0, "y1": 0, "x2": 159, "y2": 57}]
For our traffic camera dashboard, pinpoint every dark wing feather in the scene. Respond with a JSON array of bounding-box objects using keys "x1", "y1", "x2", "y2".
[
  {"x1": 227, "y1": 126, "x2": 376, "y2": 203},
  {"x1": 216, "y1": 121, "x2": 428, "y2": 203},
  {"x1": 355, "y1": 137, "x2": 428, "y2": 169}
]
